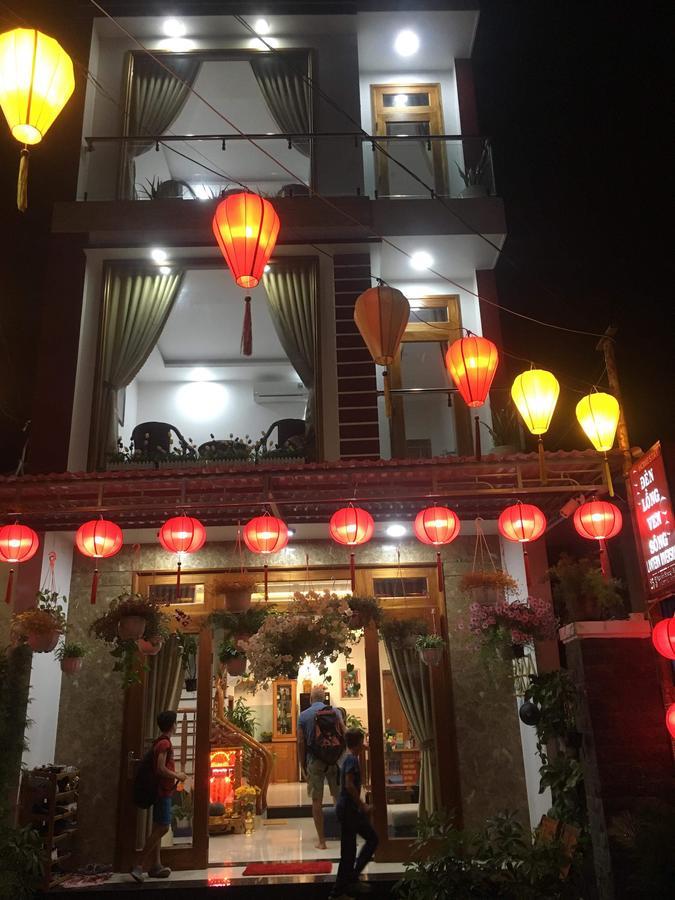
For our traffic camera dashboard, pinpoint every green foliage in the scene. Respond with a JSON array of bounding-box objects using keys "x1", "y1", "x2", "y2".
[
  {"x1": 0, "y1": 820, "x2": 44, "y2": 900},
  {"x1": 347, "y1": 595, "x2": 383, "y2": 628},
  {"x1": 415, "y1": 633, "x2": 445, "y2": 650},
  {"x1": 12, "y1": 590, "x2": 67, "y2": 639},
  {"x1": 137, "y1": 176, "x2": 196, "y2": 199},
  {"x1": 379, "y1": 616, "x2": 429, "y2": 646},
  {"x1": 524, "y1": 671, "x2": 578, "y2": 749},
  {"x1": 225, "y1": 698, "x2": 258, "y2": 737},
  {"x1": 548, "y1": 554, "x2": 625, "y2": 621},
  {"x1": 345, "y1": 713, "x2": 365, "y2": 731},
  {"x1": 207, "y1": 606, "x2": 268, "y2": 637},
  {"x1": 395, "y1": 811, "x2": 579, "y2": 900},
  {"x1": 482, "y1": 402, "x2": 522, "y2": 448},
  {"x1": 218, "y1": 638, "x2": 244, "y2": 663},
  {"x1": 0, "y1": 646, "x2": 32, "y2": 806},
  {"x1": 539, "y1": 757, "x2": 585, "y2": 823},
  {"x1": 608, "y1": 801, "x2": 675, "y2": 898},
  {"x1": 54, "y1": 641, "x2": 88, "y2": 660},
  {"x1": 259, "y1": 731, "x2": 273, "y2": 743},
  {"x1": 176, "y1": 632, "x2": 198, "y2": 677}
]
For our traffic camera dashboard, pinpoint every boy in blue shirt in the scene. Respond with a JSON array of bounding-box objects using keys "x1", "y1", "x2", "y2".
[{"x1": 331, "y1": 728, "x2": 378, "y2": 898}]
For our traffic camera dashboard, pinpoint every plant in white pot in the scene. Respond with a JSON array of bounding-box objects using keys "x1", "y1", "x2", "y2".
[
  {"x1": 482, "y1": 404, "x2": 522, "y2": 455},
  {"x1": 219, "y1": 637, "x2": 247, "y2": 676},
  {"x1": 416, "y1": 633, "x2": 445, "y2": 666},
  {"x1": 455, "y1": 142, "x2": 490, "y2": 198},
  {"x1": 55, "y1": 641, "x2": 88, "y2": 675},
  {"x1": 11, "y1": 590, "x2": 67, "y2": 653}
]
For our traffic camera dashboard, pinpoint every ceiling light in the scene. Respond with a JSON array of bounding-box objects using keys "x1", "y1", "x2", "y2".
[
  {"x1": 254, "y1": 18, "x2": 270, "y2": 35},
  {"x1": 264, "y1": 264, "x2": 271, "y2": 273},
  {"x1": 410, "y1": 250, "x2": 433, "y2": 271},
  {"x1": 158, "y1": 37, "x2": 195, "y2": 52},
  {"x1": 287, "y1": 528, "x2": 296, "y2": 537},
  {"x1": 386, "y1": 524, "x2": 406, "y2": 538},
  {"x1": 177, "y1": 382, "x2": 227, "y2": 421},
  {"x1": 151, "y1": 248, "x2": 168, "y2": 263},
  {"x1": 163, "y1": 18, "x2": 186, "y2": 38},
  {"x1": 159, "y1": 265, "x2": 171, "y2": 275},
  {"x1": 393, "y1": 94, "x2": 408, "y2": 107},
  {"x1": 394, "y1": 29, "x2": 419, "y2": 57}
]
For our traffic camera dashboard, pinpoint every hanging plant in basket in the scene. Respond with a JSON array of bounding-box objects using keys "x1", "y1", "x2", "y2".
[
  {"x1": 460, "y1": 519, "x2": 519, "y2": 605},
  {"x1": 55, "y1": 641, "x2": 88, "y2": 675},
  {"x1": 90, "y1": 592, "x2": 174, "y2": 688},
  {"x1": 415, "y1": 633, "x2": 445, "y2": 666},
  {"x1": 11, "y1": 590, "x2": 67, "y2": 653},
  {"x1": 469, "y1": 596, "x2": 557, "y2": 663},
  {"x1": 379, "y1": 616, "x2": 429, "y2": 650},
  {"x1": 207, "y1": 606, "x2": 268, "y2": 640},
  {"x1": 177, "y1": 632, "x2": 198, "y2": 691},
  {"x1": 212, "y1": 574, "x2": 259, "y2": 612},
  {"x1": 347, "y1": 595, "x2": 383, "y2": 631},
  {"x1": 243, "y1": 591, "x2": 353, "y2": 686},
  {"x1": 219, "y1": 637, "x2": 247, "y2": 676}
]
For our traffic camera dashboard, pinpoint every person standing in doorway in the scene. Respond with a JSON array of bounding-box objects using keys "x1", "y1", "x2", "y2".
[
  {"x1": 297, "y1": 684, "x2": 345, "y2": 848},
  {"x1": 131, "y1": 710, "x2": 187, "y2": 883},
  {"x1": 331, "y1": 728, "x2": 379, "y2": 899}
]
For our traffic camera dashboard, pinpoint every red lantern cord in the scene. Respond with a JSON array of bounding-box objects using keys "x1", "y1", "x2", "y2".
[
  {"x1": 75, "y1": 518, "x2": 123, "y2": 604},
  {"x1": 0, "y1": 523, "x2": 39, "y2": 604},
  {"x1": 158, "y1": 515, "x2": 207, "y2": 593}
]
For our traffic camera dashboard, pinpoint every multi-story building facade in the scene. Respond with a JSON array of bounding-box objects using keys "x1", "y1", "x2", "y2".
[{"x1": 3, "y1": 2, "x2": 651, "y2": 884}]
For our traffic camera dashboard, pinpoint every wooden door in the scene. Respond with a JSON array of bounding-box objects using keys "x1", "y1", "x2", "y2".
[
  {"x1": 382, "y1": 671, "x2": 410, "y2": 735},
  {"x1": 371, "y1": 83, "x2": 447, "y2": 197}
]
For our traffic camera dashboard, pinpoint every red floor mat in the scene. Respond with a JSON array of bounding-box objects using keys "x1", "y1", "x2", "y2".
[{"x1": 242, "y1": 861, "x2": 333, "y2": 876}]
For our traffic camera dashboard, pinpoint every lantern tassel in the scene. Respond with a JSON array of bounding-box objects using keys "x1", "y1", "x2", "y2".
[
  {"x1": 537, "y1": 437, "x2": 547, "y2": 485},
  {"x1": 603, "y1": 454, "x2": 614, "y2": 497},
  {"x1": 474, "y1": 415, "x2": 482, "y2": 461},
  {"x1": 4, "y1": 568, "x2": 14, "y2": 604},
  {"x1": 436, "y1": 551, "x2": 443, "y2": 592},
  {"x1": 383, "y1": 370, "x2": 392, "y2": 418},
  {"x1": 264, "y1": 564, "x2": 269, "y2": 602},
  {"x1": 90, "y1": 567, "x2": 99, "y2": 605},
  {"x1": 241, "y1": 295, "x2": 252, "y2": 356},
  {"x1": 176, "y1": 559, "x2": 182, "y2": 594},
  {"x1": 523, "y1": 547, "x2": 532, "y2": 591},
  {"x1": 599, "y1": 539, "x2": 611, "y2": 579},
  {"x1": 350, "y1": 552, "x2": 356, "y2": 592},
  {"x1": 17, "y1": 147, "x2": 29, "y2": 213}
]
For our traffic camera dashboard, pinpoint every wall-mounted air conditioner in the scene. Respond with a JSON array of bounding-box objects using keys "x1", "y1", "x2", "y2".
[{"x1": 253, "y1": 382, "x2": 308, "y2": 403}]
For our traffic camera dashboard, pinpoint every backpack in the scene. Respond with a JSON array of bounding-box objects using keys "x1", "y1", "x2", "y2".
[
  {"x1": 309, "y1": 705, "x2": 345, "y2": 765},
  {"x1": 132, "y1": 739, "x2": 162, "y2": 809}
]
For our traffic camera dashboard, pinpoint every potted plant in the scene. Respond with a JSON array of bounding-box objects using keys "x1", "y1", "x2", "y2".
[
  {"x1": 416, "y1": 633, "x2": 445, "y2": 666},
  {"x1": 226, "y1": 698, "x2": 258, "y2": 737},
  {"x1": 0, "y1": 819, "x2": 44, "y2": 900},
  {"x1": 459, "y1": 570, "x2": 519, "y2": 606},
  {"x1": 347, "y1": 595, "x2": 383, "y2": 630},
  {"x1": 259, "y1": 731, "x2": 273, "y2": 743},
  {"x1": 482, "y1": 404, "x2": 522, "y2": 455},
  {"x1": 207, "y1": 606, "x2": 268, "y2": 640},
  {"x1": 455, "y1": 142, "x2": 490, "y2": 198},
  {"x1": 380, "y1": 616, "x2": 429, "y2": 649},
  {"x1": 137, "y1": 634, "x2": 165, "y2": 656},
  {"x1": 11, "y1": 590, "x2": 67, "y2": 653},
  {"x1": 171, "y1": 789, "x2": 194, "y2": 838},
  {"x1": 234, "y1": 784, "x2": 261, "y2": 834},
  {"x1": 212, "y1": 574, "x2": 259, "y2": 612},
  {"x1": 55, "y1": 641, "x2": 87, "y2": 675},
  {"x1": 200, "y1": 434, "x2": 254, "y2": 465},
  {"x1": 469, "y1": 596, "x2": 557, "y2": 662},
  {"x1": 244, "y1": 591, "x2": 353, "y2": 685},
  {"x1": 548, "y1": 553, "x2": 625, "y2": 623},
  {"x1": 219, "y1": 637, "x2": 247, "y2": 676},
  {"x1": 177, "y1": 633, "x2": 198, "y2": 692}
]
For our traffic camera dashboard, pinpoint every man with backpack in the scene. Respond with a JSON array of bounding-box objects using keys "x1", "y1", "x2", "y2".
[
  {"x1": 298, "y1": 684, "x2": 345, "y2": 849},
  {"x1": 130, "y1": 710, "x2": 187, "y2": 883}
]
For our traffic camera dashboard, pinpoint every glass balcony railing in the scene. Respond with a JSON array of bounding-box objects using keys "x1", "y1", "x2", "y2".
[{"x1": 78, "y1": 133, "x2": 495, "y2": 203}]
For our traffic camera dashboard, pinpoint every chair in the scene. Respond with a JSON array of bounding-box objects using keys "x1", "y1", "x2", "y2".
[
  {"x1": 259, "y1": 418, "x2": 306, "y2": 450},
  {"x1": 130, "y1": 421, "x2": 193, "y2": 458}
]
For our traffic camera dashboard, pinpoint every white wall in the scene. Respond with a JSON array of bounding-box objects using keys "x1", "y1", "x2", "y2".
[{"x1": 22, "y1": 533, "x2": 74, "y2": 770}]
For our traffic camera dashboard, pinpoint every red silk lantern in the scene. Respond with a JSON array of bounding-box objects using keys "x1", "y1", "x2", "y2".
[
  {"x1": 573, "y1": 499, "x2": 622, "y2": 579},
  {"x1": 446, "y1": 335, "x2": 499, "y2": 408},
  {"x1": 498, "y1": 503, "x2": 546, "y2": 543},
  {"x1": 243, "y1": 515, "x2": 289, "y2": 555},
  {"x1": 212, "y1": 192, "x2": 281, "y2": 356},
  {"x1": 75, "y1": 519, "x2": 123, "y2": 604},
  {"x1": 667, "y1": 704, "x2": 675, "y2": 740},
  {"x1": 0, "y1": 523, "x2": 39, "y2": 604},
  {"x1": 651, "y1": 618, "x2": 675, "y2": 660},
  {"x1": 414, "y1": 507, "x2": 460, "y2": 546},
  {"x1": 330, "y1": 506, "x2": 374, "y2": 591},
  {"x1": 159, "y1": 515, "x2": 206, "y2": 592}
]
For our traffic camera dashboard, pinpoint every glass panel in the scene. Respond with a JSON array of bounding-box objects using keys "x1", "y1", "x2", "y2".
[
  {"x1": 373, "y1": 577, "x2": 428, "y2": 598},
  {"x1": 275, "y1": 683, "x2": 294, "y2": 736},
  {"x1": 148, "y1": 584, "x2": 205, "y2": 606},
  {"x1": 382, "y1": 92, "x2": 430, "y2": 108},
  {"x1": 250, "y1": 578, "x2": 352, "y2": 604},
  {"x1": 380, "y1": 121, "x2": 433, "y2": 198},
  {"x1": 400, "y1": 343, "x2": 457, "y2": 457},
  {"x1": 409, "y1": 306, "x2": 449, "y2": 323}
]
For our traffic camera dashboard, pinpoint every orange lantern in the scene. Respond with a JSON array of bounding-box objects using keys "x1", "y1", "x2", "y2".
[
  {"x1": 159, "y1": 515, "x2": 206, "y2": 592},
  {"x1": 573, "y1": 499, "x2": 622, "y2": 578},
  {"x1": 0, "y1": 523, "x2": 39, "y2": 604},
  {"x1": 446, "y1": 335, "x2": 499, "y2": 408},
  {"x1": 243, "y1": 514, "x2": 289, "y2": 555},
  {"x1": 651, "y1": 618, "x2": 675, "y2": 661},
  {"x1": 75, "y1": 518, "x2": 123, "y2": 604},
  {"x1": 498, "y1": 502, "x2": 546, "y2": 543},
  {"x1": 330, "y1": 506, "x2": 374, "y2": 591},
  {"x1": 354, "y1": 286, "x2": 410, "y2": 366},
  {"x1": 212, "y1": 192, "x2": 281, "y2": 356},
  {"x1": 414, "y1": 506, "x2": 460, "y2": 546}
]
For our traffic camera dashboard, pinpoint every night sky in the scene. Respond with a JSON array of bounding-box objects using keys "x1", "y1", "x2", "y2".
[{"x1": 0, "y1": 1, "x2": 672, "y2": 472}]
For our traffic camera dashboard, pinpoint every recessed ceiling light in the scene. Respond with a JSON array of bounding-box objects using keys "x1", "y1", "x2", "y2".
[
  {"x1": 159, "y1": 265, "x2": 171, "y2": 275},
  {"x1": 159, "y1": 37, "x2": 195, "y2": 52},
  {"x1": 394, "y1": 29, "x2": 419, "y2": 57},
  {"x1": 163, "y1": 18, "x2": 186, "y2": 38},
  {"x1": 386, "y1": 524, "x2": 406, "y2": 538},
  {"x1": 410, "y1": 250, "x2": 434, "y2": 271},
  {"x1": 151, "y1": 248, "x2": 168, "y2": 263},
  {"x1": 254, "y1": 18, "x2": 270, "y2": 35},
  {"x1": 393, "y1": 94, "x2": 408, "y2": 107}
]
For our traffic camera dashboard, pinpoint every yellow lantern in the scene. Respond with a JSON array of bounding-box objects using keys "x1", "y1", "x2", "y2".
[
  {"x1": 511, "y1": 368, "x2": 559, "y2": 483},
  {"x1": 0, "y1": 28, "x2": 75, "y2": 210},
  {"x1": 576, "y1": 391, "x2": 620, "y2": 496}
]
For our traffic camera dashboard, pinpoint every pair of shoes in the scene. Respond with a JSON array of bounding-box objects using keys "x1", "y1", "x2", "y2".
[
  {"x1": 148, "y1": 865, "x2": 172, "y2": 878},
  {"x1": 129, "y1": 866, "x2": 145, "y2": 883}
]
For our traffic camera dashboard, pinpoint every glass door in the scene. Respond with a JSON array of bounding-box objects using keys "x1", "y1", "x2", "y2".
[{"x1": 354, "y1": 565, "x2": 461, "y2": 862}]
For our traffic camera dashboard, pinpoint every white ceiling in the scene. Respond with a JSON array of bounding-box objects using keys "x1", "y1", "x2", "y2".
[
  {"x1": 136, "y1": 268, "x2": 297, "y2": 384},
  {"x1": 357, "y1": 11, "x2": 479, "y2": 72}
]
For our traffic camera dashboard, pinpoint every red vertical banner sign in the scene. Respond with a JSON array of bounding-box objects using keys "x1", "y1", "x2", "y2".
[{"x1": 629, "y1": 442, "x2": 675, "y2": 601}]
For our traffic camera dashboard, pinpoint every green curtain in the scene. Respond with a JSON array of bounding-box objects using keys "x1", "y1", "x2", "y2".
[
  {"x1": 262, "y1": 260, "x2": 317, "y2": 425},
  {"x1": 249, "y1": 52, "x2": 311, "y2": 157},
  {"x1": 383, "y1": 640, "x2": 440, "y2": 816},
  {"x1": 90, "y1": 264, "x2": 184, "y2": 469},
  {"x1": 121, "y1": 55, "x2": 201, "y2": 199}
]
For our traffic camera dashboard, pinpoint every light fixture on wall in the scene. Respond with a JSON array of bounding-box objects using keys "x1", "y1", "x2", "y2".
[
  {"x1": 386, "y1": 524, "x2": 406, "y2": 538},
  {"x1": 163, "y1": 18, "x2": 186, "y2": 37},
  {"x1": 394, "y1": 29, "x2": 419, "y2": 57},
  {"x1": 410, "y1": 250, "x2": 433, "y2": 271},
  {"x1": 253, "y1": 18, "x2": 270, "y2": 35},
  {"x1": 151, "y1": 247, "x2": 168, "y2": 263},
  {"x1": 177, "y1": 382, "x2": 227, "y2": 421}
]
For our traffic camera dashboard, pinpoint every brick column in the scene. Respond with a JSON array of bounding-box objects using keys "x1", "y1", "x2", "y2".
[
  {"x1": 333, "y1": 253, "x2": 380, "y2": 459},
  {"x1": 562, "y1": 617, "x2": 674, "y2": 899}
]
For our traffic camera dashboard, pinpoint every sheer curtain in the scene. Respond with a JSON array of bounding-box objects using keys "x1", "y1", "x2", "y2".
[
  {"x1": 90, "y1": 264, "x2": 184, "y2": 469},
  {"x1": 121, "y1": 55, "x2": 201, "y2": 199},
  {"x1": 249, "y1": 52, "x2": 311, "y2": 157},
  {"x1": 383, "y1": 640, "x2": 441, "y2": 816},
  {"x1": 262, "y1": 260, "x2": 317, "y2": 425}
]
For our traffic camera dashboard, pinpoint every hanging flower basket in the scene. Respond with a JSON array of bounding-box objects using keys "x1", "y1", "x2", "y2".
[
  {"x1": 213, "y1": 576, "x2": 259, "y2": 612},
  {"x1": 226, "y1": 655, "x2": 247, "y2": 676},
  {"x1": 415, "y1": 634, "x2": 445, "y2": 666},
  {"x1": 380, "y1": 616, "x2": 429, "y2": 650},
  {"x1": 117, "y1": 615, "x2": 147, "y2": 641},
  {"x1": 55, "y1": 641, "x2": 87, "y2": 674},
  {"x1": 27, "y1": 629, "x2": 61, "y2": 653},
  {"x1": 459, "y1": 570, "x2": 519, "y2": 605},
  {"x1": 137, "y1": 636, "x2": 164, "y2": 656},
  {"x1": 60, "y1": 656, "x2": 84, "y2": 675},
  {"x1": 347, "y1": 596, "x2": 383, "y2": 631},
  {"x1": 11, "y1": 591, "x2": 67, "y2": 654},
  {"x1": 185, "y1": 676, "x2": 198, "y2": 692},
  {"x1": 469, "y1": 597, "x2": 557, "y2": 667}
]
